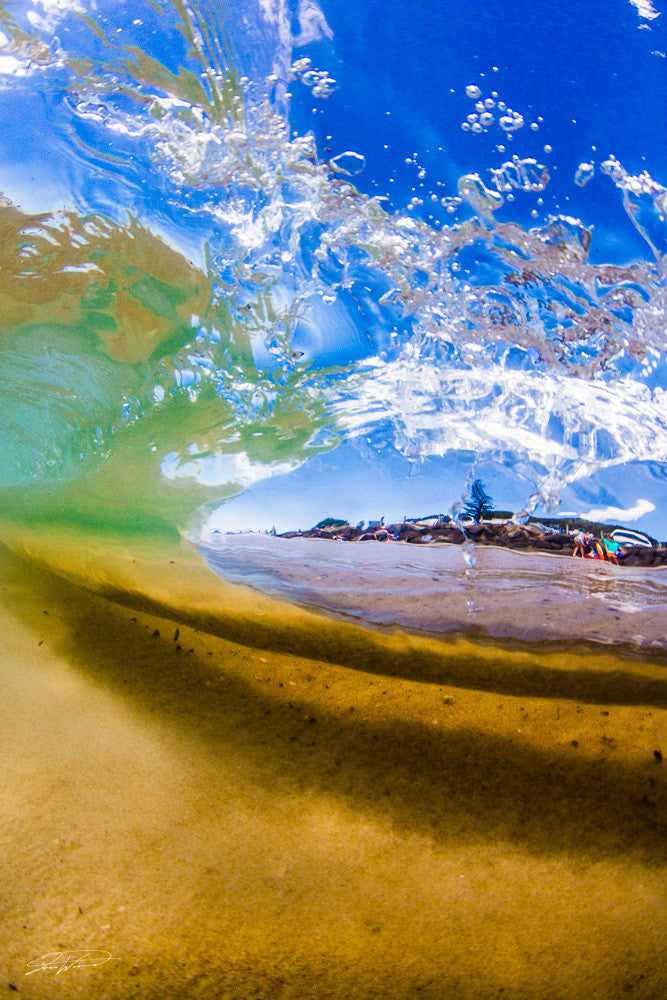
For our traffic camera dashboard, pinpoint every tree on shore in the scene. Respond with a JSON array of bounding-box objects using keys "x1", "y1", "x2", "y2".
[{"x1": 463, "y1": 479, "x2": 495, "y2": 522}]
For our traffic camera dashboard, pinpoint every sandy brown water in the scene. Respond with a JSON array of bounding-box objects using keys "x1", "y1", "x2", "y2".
[{"x1": 0, "y1": 528, "x2": 665, "y2": 999}]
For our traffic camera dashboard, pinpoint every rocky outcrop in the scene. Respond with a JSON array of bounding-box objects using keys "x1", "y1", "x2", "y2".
[{"x1": 276, "y1": 519, "x2": 667, "y2": 566}]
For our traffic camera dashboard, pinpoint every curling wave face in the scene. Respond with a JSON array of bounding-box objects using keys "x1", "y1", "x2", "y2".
[{"x1": 0, "y1": 0, "x2": 665, "y2": 539}]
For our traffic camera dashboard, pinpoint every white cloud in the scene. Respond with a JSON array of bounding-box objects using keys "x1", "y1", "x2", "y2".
[
  {"x1": 629, "y1": 0, "x2": 660, "y2": 21},
  {"x1": 161, "y1": 449, "x2": 301, "y2": 489},
  {"x1": 581, "y1": 499, "x2": 655, "y2": 522},
  {"x1": 0, "y1": 55, "x2": 33, "y2": 76}
]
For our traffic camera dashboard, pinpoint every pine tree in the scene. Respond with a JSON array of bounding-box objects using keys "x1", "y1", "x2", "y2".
[{"x1": 463, "y1": 479, "x2": 495, "y2": 522}]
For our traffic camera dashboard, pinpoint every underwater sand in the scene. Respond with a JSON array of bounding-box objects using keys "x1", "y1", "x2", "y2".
[{"x1": 0, "y1": 528, "x2": 665, "y2": 999}]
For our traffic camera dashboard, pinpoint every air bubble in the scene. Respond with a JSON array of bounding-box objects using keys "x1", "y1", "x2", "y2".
[
  {"x1": 291, "y1": 57, "x2": 311, "y2": 75},
  {"x1": 499, "y1": 113, "x2": 524, "y2": 132},
  {"x1": 465, "y1": 84, "x2": 482, "y2": 99},
  {"x1": 457, "y1": 173, "x2": 504, "y2": 215},
  {"x1": 490, "y1": 157, "x2": 550, "y2": 193},
  {"x1": 574, "y1": 161, "x2": 595, "y2": 186},
  {"x1": 472, "y1": 122, "x2": 482, "y2": 133},
  {"x1": 484, "y1": 98, "x2": 496, "y2": 109},
  {"x1": 544, "y1": 144, "x2": 552, "y2": 153},
  {"x1": 441, "y1": 196, "x2": 462, "y2": 212},
  {"x1": 480, "y1": 112, "x2": 495, "y2": 126},
  {"x1": 329, "y1": 151, "x2": 366, "y2": 176}
]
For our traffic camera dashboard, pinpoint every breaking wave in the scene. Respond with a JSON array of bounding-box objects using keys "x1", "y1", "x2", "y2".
[{"x1": 0, "y1": 0, "x2": 665, "y2": 537}]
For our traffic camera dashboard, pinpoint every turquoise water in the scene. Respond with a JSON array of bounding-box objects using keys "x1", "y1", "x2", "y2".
[{"x1": 0, "y1": 0, "x2": 665, "y2": 541}]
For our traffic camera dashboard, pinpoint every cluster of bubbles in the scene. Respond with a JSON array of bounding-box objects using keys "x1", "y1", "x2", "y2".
[
  {"x1": 461, "y1": 83, "x2": 539, "y2": 138},
  {"x1": 449, "y1": 155, "x2": 550, "y2": 221},
  {"x1": 490, "y1": 156, "x2": 549, "y2": 193},
  {"x1": 45, "y1": 50, "x2": 667, "y2": 493},
  {"x1": 286, "y1": 57, "x2": 337, "y2": 98},
  {"x1": 601, "y1": 154, "x2": 667, "y2": 204}
]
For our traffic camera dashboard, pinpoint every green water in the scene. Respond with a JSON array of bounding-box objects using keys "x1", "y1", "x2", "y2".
[
  {"x1": 0, "y1": 203, "x2": 337, "y2": 538},
  {"x1": 0, "y1": 1, "x2": 341, "y2": 540}
]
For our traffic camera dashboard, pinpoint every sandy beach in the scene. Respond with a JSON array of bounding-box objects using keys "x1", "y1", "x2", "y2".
[{"x1": 0, "y1": 526, "x2": 665, "y2": 999}]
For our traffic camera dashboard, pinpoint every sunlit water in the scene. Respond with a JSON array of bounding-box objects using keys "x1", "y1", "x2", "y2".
[{"x1": 0, "y1": 0, "x2": 665, "y2": 626}]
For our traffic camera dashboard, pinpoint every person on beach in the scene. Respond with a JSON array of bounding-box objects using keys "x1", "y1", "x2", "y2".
[
  {"x1": 573, "y1": 532, "x2": 608, "y2": 560},
  {"x1": 602, "y1": 537, "x2": 623, "y2": 564},
  {"x1": 591, "y1": 538, "x2": 607, "y2": 559}
]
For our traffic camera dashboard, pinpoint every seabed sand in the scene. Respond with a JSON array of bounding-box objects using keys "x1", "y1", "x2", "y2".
[{"x1": 0, "y1": 525, "x2": 665, "y2": 1000}]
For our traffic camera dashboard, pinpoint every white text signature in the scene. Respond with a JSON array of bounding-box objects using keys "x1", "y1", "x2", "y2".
[{"x1": 25, "y1": 950, "x2": 114, "y2": 975}]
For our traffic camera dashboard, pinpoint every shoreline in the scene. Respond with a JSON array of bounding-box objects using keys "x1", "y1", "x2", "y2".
[
  {"x1": 267, "y1": 517, "x2": 667, "y2": 568},
  {"x1": 199, "y1": 533, "x2": 667, "y2": 657}
]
